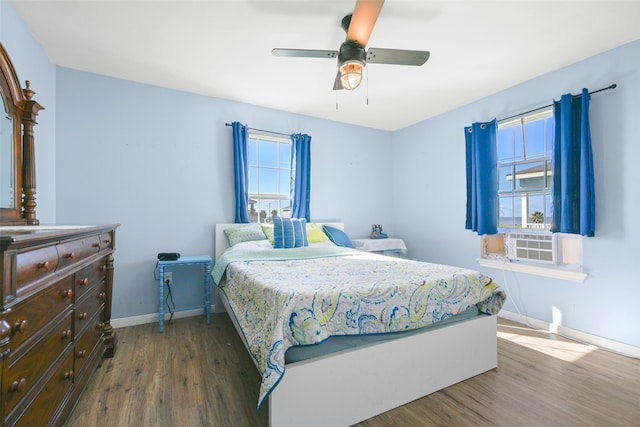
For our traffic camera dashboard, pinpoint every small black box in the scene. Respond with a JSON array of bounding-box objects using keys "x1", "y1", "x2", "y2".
[{"x1": 158, "y1": 252, "x2": 180, "y2": 261}]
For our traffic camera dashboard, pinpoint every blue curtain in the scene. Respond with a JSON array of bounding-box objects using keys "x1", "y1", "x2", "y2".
[
  {"x1": 465, "y1": 120, "x2": 498, "y2": 235},
  {"x1": 290, "y1": 133, "x2": 311, "y2": 221},
  {"x1": 551, "y1": 88, "x2": 595, "y2": 236},
  {"x1": 232, "y1": 122, "x2": 250, "y2": 223}
]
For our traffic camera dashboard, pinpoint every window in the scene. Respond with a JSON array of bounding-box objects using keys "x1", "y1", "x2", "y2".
[
  {"x1": 247, "y1": 131, "x2": 291, "y2": 223},
  {"x1": 498, "y1": 109, "x2": 553, "y2": 230},
  {"x1": 480, "y1": 109, "x2": 584, "y2": 276}
]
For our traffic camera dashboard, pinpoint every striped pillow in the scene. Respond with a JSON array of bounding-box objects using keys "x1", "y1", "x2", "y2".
[{"x1": 273, "y1": 218, "x2": 308, "y2": 248}]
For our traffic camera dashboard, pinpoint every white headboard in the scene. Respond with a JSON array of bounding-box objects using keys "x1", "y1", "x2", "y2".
[{"x1": 215, "y1": 222, "x2": 344, "y2": 261}]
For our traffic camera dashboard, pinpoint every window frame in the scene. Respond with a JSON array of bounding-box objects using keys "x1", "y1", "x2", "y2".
[
  {"x1": 479, "y1": 109, "x2": 585, "y2": 278},
  {"x1": 497, "y1": 109, "x2": 553, "y2": 232},
  {"x1": 247, "y1": 130, "x2": 292, "y2": 223}
]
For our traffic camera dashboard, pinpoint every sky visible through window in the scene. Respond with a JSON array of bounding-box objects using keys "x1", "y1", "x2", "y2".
[
  {"x1": 497, "y1": 112, "x2": 553, "y2": 229},
  {"x1": 248, "y1": 136, "x2": 291, "y2": 222}
]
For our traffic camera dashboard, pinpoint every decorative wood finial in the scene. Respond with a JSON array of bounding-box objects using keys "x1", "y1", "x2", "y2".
[{"x1": 23, "y1": 80, "x2": 35, "y2": 100}]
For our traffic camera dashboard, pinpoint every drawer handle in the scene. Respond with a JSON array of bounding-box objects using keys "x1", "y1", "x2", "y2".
[
  {"x1": 96, "y1": 323, "x2": 104, "y2": 331},
  {"x1": 92, "y1": 242, "x2": 100, "y2": 248},
  {"x1": 103, "y1": 239, "x2": 111, "y2": 244},
  {"x1": 10, "y1": 378, "x2": 27, "y2": 393},
  {"x1": 61, "y1": 329, "x2": 72, "y2": 340},
  {"x1": 79, "y1": 277, "x2": 89, "y2": 286},
  {"x1": 65, "y1": 252, "x2": 75, "y2": 259},
  {"x1": 79, "y1": 312, "x2": 88, "y2": 321},
  {"x1": 98, "y1": 292, "x2": 107, "y2": 300},
  {"x1": 13, "y1": 319, "x2": 28, "y2": 334},
  {"x1": 64, "y1": 371, "x2": 74, "y2": 381},
  {"x1": 100, "y1": 265, "x2": 107, "y2": 272},
  {"x1": 37, "y1": 261, "x2": 49, "y2": 269},
  {"x1": 61, "y1": 289, "x2": 73, "y2": 299},
  {"x1": 77, "y1": 349, "x2": 87, "y2": 358}
]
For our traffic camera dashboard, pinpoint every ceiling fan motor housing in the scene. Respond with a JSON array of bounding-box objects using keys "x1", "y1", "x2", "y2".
[{"x1": 338, "y1": 41, "x2": 366, "y2": 66}]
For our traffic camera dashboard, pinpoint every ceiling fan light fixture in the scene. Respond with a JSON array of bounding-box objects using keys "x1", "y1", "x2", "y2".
[{"x1": 339, "y1": 59, "x2": 364, "y2": 90}]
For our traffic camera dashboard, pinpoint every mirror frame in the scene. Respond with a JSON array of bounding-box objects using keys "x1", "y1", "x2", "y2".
[{"x1": 0, "y1": 43, "x2": 43, "y2": 226}]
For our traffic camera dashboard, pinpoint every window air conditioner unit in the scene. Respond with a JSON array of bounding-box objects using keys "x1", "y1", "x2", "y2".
[{"x1": 505, "y1": 232, "x2": 557, "y2": 264}]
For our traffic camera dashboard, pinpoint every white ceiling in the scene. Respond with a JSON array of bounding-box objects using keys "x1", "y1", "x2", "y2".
[{"x1": 10, "y1": 0, "x2": 640, "y2": 131}]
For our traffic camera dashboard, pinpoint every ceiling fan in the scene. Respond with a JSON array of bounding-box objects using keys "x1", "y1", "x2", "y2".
[{"x1": 272, "y1": 0, "x2": 430, "y2": 91}]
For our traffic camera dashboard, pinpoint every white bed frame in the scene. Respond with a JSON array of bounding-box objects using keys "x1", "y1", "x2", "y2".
[{"x1": 215, "y1": 223, "x2": 497, "y2": 427}]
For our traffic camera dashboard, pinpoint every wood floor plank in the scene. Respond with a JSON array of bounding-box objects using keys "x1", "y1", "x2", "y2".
[{"x1": 64, "y1": 315, "x2": 640, "y2": 427}]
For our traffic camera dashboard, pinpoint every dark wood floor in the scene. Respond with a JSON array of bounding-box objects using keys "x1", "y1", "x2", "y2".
[{"x1": 64, "y1": 314, "x2": 640, "y2": 427}]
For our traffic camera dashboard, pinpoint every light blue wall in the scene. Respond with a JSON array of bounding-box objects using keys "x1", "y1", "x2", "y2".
[
  {"x1": 391, "y1": 40, "x2": 640, "y2": 347},
  {"x1": 54, "y1": 69, "x2": 394, "y2": 318}
]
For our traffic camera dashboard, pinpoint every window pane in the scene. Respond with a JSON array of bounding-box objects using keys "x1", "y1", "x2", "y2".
[
  {"x1": 524, "y1": 119, "x2": 545, "y2": 159},
  {"x1": 280, "y1": 143, "x2": 291, "y2": 169},
  {"x1": 499, "y1": 165, "x2": 514, "y2": 192},
  {"x1": 253, "y1": 198, "x2": 290, "y2": 223},
  {"x1": 526, "y1": 194, "x2": 547, "y2": 229},
  {"x1": 496, "y1": 112, "x2": 552, "y2": 232},
  {"x1": 499, "y1": 196, "x2": 515, "y2": 228},
  {"x1": 259, "y1": 142, "x2": 278, "y2": 168},
  {"x1": 545, "y1": 117, "x2": 554, "y2": 152},
  {"x1": 515, "y1": 161, "x2": 547, "y2": 190},
  {"x1": 249, "y1": 139, "x2": 257, "y2": 166},
  {"x1": 497, "y1": 127, "x2": 515, "y2": 161},
  {"x1": 247, "y1": 132, "x2": 293, "y2": 223},
  {"x1": 545, "y1": 160, "x2": 552, "y2": 187},
  {"x1": 545, "y1": 193, "x2": 553, "y2": 228},
  {"x1": 249, "y1": 167, "x2": 257, "y2": 193},
  {"x1": 258, "y1": 168, "x2": 278, "y2": 194},
  {"x1": 514, "y1": 126, "x2": 524, "y2": 161},
  {"x1": 279, "y1": 170, "x2": 290, "y2": 195}
]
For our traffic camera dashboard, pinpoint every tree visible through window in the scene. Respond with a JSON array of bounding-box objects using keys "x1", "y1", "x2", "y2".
[
  {"x1": 248, "y1": 131, "x2": 291, "y2": 223},
  {"x1": 498, "y1": 109, "x2": 553, "y2": 230}
]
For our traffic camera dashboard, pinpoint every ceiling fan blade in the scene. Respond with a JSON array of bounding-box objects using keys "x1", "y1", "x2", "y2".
[
  {"x1": 272, "y1": 48, "x2": 338, "y2": 59},
  {"x1": 366, "y1": 48, "x2": 430, "y2": 66},
  {"x1": 346, "y1": 0, "x2": 385, "y2": 47},
  {"x1": 333, "y1": 71, "x2": 344, "y2": 90}
]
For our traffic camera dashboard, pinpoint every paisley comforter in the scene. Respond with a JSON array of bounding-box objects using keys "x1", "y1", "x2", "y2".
[{"x1": 213, "y1": 244, "x2": 506, "y2": 408}]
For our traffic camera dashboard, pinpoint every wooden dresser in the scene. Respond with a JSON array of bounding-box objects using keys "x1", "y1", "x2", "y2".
[{"x1": 0, "y1": 225, "x2": 118, "y2": 426}]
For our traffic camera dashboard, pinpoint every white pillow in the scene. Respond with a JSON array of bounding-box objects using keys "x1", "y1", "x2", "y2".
[{"x1": 228, "y1": 239, "x2": 273, "y2": 251}]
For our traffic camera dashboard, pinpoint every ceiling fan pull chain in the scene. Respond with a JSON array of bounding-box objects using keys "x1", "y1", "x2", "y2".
[{"x1": 366, "y1": 68, "x2": 369, "y2": 105}]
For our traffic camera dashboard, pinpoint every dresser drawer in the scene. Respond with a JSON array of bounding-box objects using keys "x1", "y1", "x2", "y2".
[
  {"x1": 9, "y1": 350, "x2": 74, "y2": 427},
  {"x1": 56, "y1": 235, "x2": 101, "y2": 270},
  {"x1": 99, "y1": 231, "x2": 115, "y2": 251},
  {"x1": 15, "y1": 245, "x2": 59, "y2": 291},
  {"x1": 75, "y1": 308, "x2": 105, "y2": 375},
  {"x1": 76, "y1": 281, "x2": 107, "y2": 334},
  {"x1": 75, "y1": 258, "x2": 107, "y2": 302},
  {"x1": 6, "y1": 276, "x2": 74, "y2": 354},
  {"x1": 5, "y1": 312, "x2": 73, "y2": 417}
]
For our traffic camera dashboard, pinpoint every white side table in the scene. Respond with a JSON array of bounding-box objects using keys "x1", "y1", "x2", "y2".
[{"x1": 351, "y1": 238, "x2": 407, "y2": 256}]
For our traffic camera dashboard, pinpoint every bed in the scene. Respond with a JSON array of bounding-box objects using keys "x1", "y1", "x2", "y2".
[{"x1": 213, "y1": 223, "x2": 505, "y2": 427}]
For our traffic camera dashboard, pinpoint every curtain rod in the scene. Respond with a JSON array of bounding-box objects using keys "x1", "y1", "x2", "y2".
[
  {"x1": 498, "y1": 83, "x2": 617, "y2": 123},
  {"x1": 224, "y1": 122, "x2": 291, "y2": 138}
]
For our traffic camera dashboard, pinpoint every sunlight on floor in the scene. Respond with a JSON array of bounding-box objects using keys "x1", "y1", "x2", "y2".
[{"x1": 498, "y1": 324, "x2": 597, "y2": 362}]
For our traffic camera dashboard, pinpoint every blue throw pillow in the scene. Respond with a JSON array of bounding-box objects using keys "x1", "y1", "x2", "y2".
[
  {"x1": 322, "y1": 225, "x2": 354, "y2": 248},
  {"x1": 273, "y1": 218, "x2": 308, "y2": 248}
]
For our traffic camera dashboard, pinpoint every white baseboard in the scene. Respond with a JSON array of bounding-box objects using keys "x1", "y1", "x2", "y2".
[
  {"x1": 111, "y1": 305, "x2": 216, "y2": 329},
  {"x1": 499, "y1": 310, "x2": 639, "y2": 359}
]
